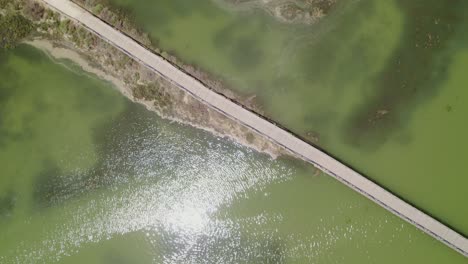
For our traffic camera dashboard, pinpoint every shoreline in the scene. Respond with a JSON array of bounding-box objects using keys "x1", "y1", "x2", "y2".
[
  {"x1": 26, "y1": 39, "x2": 130, "y2": 96},
  {"x1": 12, "y1": 0, "x2": 291, "y2": 159},
  {"x1": 27, "y1": 38, "x2": 287, "y2": 159}
]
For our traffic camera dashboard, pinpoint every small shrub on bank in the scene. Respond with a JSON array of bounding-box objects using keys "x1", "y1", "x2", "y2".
[
  {"x1": 0, "y1": 0, "x2": 12, "y2": 9},
  {"x1": 92, "y1": 3, "x2": 103, "y2": 15},
  {"x1": 0, "y1": 14, "x2": 34, "y2": 49},
  {"x1": 133, "y1": 83, "x2": 161, "y2": 101},
  {"x1": 246, "y1": 132, "x2": 255, "y2": 144},
  {"x1": 59, "y1": 19, "x2": 70, "y2": 33},
  {"x1": 23, "y1": 0, "x2": 45, "y2": 21}
]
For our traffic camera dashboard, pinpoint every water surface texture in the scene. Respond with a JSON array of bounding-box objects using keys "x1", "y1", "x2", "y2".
[
  {"x1": 109, "y1": 0, "x2": 468, "y2": 233},
  {"x1": 0, "y1": 45, "x2": 466, "y2": 262}
]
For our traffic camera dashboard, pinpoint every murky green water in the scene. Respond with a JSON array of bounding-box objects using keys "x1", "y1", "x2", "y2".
[
  {"x1": 0, "y1": 45, "x2": 466, "y2": 262},
  {"x1": 108, "y1": 0, "x2": 468, "y2": 234}
]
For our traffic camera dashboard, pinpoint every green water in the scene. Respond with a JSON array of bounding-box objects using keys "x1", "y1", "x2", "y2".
[
  {"x1": 0, "y1": 45, "x2": 466, "y2": 262},
  {"x1": 108, "y1": 0, "x2": 468, "y2": 234}
]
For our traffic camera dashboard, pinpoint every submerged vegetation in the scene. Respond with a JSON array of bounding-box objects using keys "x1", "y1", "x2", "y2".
[
  {"x1": 33, "y1": 163, "x2": 65, "y2": 209},
  {"x1": 0, "y1": 191, "x2": 15, "y2": 219},
  {"x1": 344, "y1": 0, "x2": 464, "y2": 148}
]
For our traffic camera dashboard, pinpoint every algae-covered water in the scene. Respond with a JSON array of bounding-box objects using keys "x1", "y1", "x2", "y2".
[
  {"x1": 0, "y1": 45, "x2": 466, "y2": 262},
  {"x1": 108, "y1": 0, "x2": 468, "y2": 234}
]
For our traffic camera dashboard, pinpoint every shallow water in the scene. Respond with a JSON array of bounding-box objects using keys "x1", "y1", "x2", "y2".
[
  {"x1": 108, "y1": 0, "x2": 468, "y2": 233},
  {"x1": 0, "y1": 45, "x2": 465, "y2": 262}
]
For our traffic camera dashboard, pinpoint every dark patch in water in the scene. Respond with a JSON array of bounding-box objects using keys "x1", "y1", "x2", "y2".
[
  {"x1": 299, "y1": 0, "x2": 374, "y2": 88},
  {"x1": 32, "y1": 160, "x2": 92, "y2": 209},
  {"x1": 33, "y1": 161, "x2": 65, "y2": 209},
  {"x1": 213, "y1": 20, "x2": 264, "y2": 71},
  {"x1": 213, "y1": 22, "x2": 236, "y2": 48},
  {"x1": 155, "y1": 230, "x2": 286, "y2": 263},
  {"x1": 103, "y1": 251, "x2": 134, "y2": 264},
  {"x1": 230, "y1": 37, "x2": 264, "y2": 70},
  {"x1": 30, "y1": 104, "x2": 141, "y2": 209},
  {"x1": 0, "y1": 191, "x2": 15, "y2": 219},
  {"x1": 343, "y1": 0, "x2": 463, "y2": 150},
  {"x1": 254, "y1": 236, "x2": 286, "y2": 264},
  {"x1": 31, "y1": 102, "x2": 164, "y2": 210},
  {"x1": 29, "y1": 104, "x2": 143, "y2": 209},
  {"x1": 0, "y1": 51, "x2": 17, "y2": 148},
  {"x1": 303, "y1": 110, "x2": 335, "y2": 130},
  {"x1": 0, "y1": 45, "x2": 51, "y2": 147},
  {"x1": 88, "y1": 101, "x2": 159, "y2": 187}
]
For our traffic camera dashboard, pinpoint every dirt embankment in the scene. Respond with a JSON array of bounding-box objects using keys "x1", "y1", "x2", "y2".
[{"x1": 21, "y1": 0, "x2": 289, "y2": 158}]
